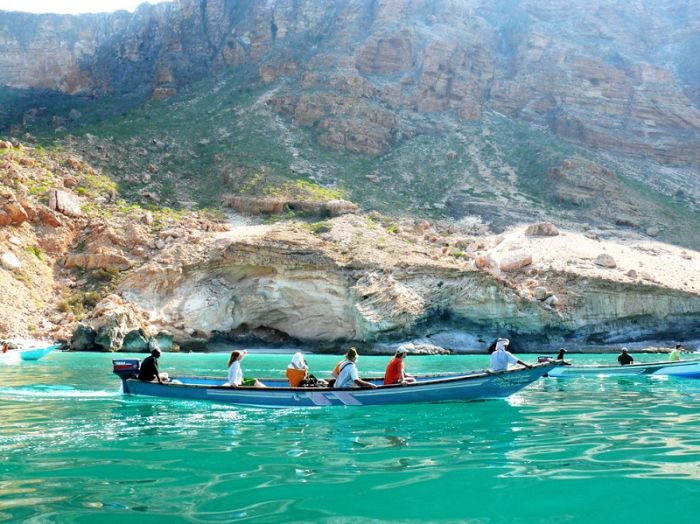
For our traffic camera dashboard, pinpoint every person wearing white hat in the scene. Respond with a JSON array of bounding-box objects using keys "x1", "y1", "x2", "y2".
[
  {"x1": 490, "y1": 338, "x2": 532, "y2": 372},
  {"x1": 383, "y1": 347, "x2": 416, "y2": 385},
  {"x1": 617, "y1": 347, "x2": 634, "y2": 366},
  {"x1": 286, "y1": 352, "x2": 309, "y2": 386}
]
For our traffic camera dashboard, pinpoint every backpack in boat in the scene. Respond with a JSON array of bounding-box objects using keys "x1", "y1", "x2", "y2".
[{"x1": 299, "y1": 374, "x2": 320, "y2": 387}]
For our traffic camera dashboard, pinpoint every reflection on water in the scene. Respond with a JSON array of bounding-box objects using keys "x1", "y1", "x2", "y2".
[{"x1": 0, "y1": 352, "x2": 698, "y2": 522}]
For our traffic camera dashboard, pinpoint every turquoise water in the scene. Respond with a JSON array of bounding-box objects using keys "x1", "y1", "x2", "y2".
[{"x1": 1, "y1": 351, "x2": 699, "y2": 523}]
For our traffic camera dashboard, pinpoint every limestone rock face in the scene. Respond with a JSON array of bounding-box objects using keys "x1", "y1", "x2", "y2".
[
  {"x1": 48, "y1": 189, "x2": 82, "y2": 218},
  {"x1": 70, "y1": 324, "x2": 97, "y2": 351},
  {"x1": 222, "y1": 195, "x2": 358, "y2": 217},
  {"x1": 111, "y1": 221, "x2": 700, "y2": 350},
  {"x1": 83, "y1": 294, "x2": 151, "y2": 352}
]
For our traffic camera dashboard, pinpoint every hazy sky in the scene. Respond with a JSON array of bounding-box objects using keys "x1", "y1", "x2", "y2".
[{"x1": 0, "y1": 1, "x2": 170, "y2": 14}]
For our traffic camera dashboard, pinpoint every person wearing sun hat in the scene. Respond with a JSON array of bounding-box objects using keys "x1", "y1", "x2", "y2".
[
  {"x1": 333, "y1": 347, "x2": 377, "y2": 389},
  {"x1": 383, "y1": 347, "x2": 416, "y2": 385},
  {"x1": 490, "y1": 338, "x2": 532, "y2": 372},
  {"x1": 617, "y1": 347, "x2": 634, "y2": 366}
]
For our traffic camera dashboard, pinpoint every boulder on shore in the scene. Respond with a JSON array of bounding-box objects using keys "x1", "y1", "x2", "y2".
[
  {"x1": 70, "y1": 323, "x2": 97, "y2": 351},
  {"x1": 524, "y1": 222, "x2": 559, "y2": 237}
]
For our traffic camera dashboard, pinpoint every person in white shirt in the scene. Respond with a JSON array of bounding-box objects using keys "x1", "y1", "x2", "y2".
[
  {"x1": 225, "y1": 350, "x2": 265, "y2": 387},
  {"x1": 490, "y1": 338, "x2": 532, "y2": 372},
  {"x1": 333, "y1": 348, "x2": 377, "y2": 389}
]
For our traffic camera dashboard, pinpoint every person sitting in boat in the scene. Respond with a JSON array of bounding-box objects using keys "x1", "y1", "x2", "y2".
[
  {"x1": 617, "y1": 348, "x2": 634, "y2": 365},
  {"x1": 1, "y1": 341, "x2": 8, "y2": 354},
  {"x1": 669, "y1": 344, "x2": 683, "y2": 362},
  {"x1": 553, "y1": 348, "x2": 572, "y2": 366},
  {"x1": 333, "y1": 348, "x2": 377, "y2": 389},
  {"x1": 286, "y1": 352, "x2": 327, "y2": 387},
  {"x1": 384, "y1": 348, "x2": 416, "y2": 385},
  {"x1": 490, "y1": 338, "x2": 532, "y2": 372},
  {"x1": 287, "y1": 352, "x2": 309, "y2": 387},
  {"x1": 225, "y1": 350, "x2": 265, "y2": 387},
  {"x1": 138, "y1": 348, "x2": 166, "y2": 383}
]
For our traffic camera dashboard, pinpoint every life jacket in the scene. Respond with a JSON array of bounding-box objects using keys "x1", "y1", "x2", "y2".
[{"x1": 286, "y1": 368, "x2": 306, "y2": 387}]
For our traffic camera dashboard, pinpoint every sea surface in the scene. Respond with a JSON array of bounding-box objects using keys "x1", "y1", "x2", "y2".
[{"x1": 1, "y1": 351, "x2": 698, "y2": 523}]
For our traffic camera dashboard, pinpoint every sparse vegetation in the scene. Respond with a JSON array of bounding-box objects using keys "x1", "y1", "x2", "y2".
[
  {"x1": 57, "y1": 290, "x2": 102, "y2": 319},
  {"x1": 27, "y1": 245, "x2": 43, "y2": 260},
  {"x1": 306, "y1": 220, "x2": 332, "y2": 235}
]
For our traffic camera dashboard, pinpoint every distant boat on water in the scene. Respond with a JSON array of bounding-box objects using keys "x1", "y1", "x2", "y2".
[
  {"x1": 546, "y1": 358, "x2": 700, "y2": 378},
  {"x1": 112, "y1": 358, "x2": 557, "y2": 408},
  {"x1": 1, "y1": 343, "x2": 59, "y2": 363}
]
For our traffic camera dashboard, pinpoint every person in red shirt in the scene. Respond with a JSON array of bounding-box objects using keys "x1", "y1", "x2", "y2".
[{"x1": 383, "y1": 348, "x2": 416, "y2": 385}]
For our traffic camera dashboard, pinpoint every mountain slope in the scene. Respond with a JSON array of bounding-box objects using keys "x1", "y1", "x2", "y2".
[{"x1": 0, "y1": 0, "x2": 698, "y2": 248}]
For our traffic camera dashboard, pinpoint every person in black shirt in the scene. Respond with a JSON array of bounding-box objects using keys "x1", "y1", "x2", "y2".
[
  {"x1": 617, "y1": 348, "x2": 634, "y2": 365},
  {"x1": 138, "y1": 348, "x2": 163, "y2": 382}
]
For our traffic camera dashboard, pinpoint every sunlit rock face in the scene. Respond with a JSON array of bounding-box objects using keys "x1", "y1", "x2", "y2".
[
  {"x1": 114, "y1": 221, "x2": 700, "y2": 351},
  {"x1": 1, "y1": 0, "x2": 699, "y2": 162}
]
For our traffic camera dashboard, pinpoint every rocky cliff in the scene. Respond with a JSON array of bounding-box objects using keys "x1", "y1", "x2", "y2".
[
  {"x1": 2, "y1": 140, "x2": 699, "y2": 351},
  {"x1": 2, "y1": 1, "x2": 700, "y2": 351},
  {"x1": 2, "y1": 0, "x2": 700, "y2": 166},
  {"x1": 108, "y1": 215, "x2": 700, "y2": 352}
]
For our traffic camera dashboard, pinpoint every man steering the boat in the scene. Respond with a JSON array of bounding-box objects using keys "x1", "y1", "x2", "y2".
[
  {"x1": 490, "y1": 338, "x2": 532, "y2": 372},
  {"x1": 138, "y1": 347, "x2": 167, "y2": 383}
]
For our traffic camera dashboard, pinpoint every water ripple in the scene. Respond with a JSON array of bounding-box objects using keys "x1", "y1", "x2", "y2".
[{"x1": 1, "y1": 353, "x2": 698, "y2": 522}]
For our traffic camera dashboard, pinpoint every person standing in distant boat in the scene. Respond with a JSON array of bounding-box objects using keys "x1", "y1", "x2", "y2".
[
  {"x1": 556, "y1": 348, "x2": 567, "y2": 360},
  {"x1": 138, "y1": 348, "x2": 164, "y2": 383},
  {"x1": 490, "y1": 338, "x2": 532, "y2": 372},
  {"x1": 617, "y1": 348, "x2": 634, "y2": 365},
  {"x1": 334, "y1": 348, "x2": 377, "y2": 389},
  {"x1": 384, "y1": 348, "x2": 416, "y2": 385},
  {"x1": 1, "y1": 341, "x2": 8, "y2": 354},
  {"x1": 226, "y1": 350, "x2": 265, "y2": 387},
  {"x1": 669, "y1": 344, "x2": 684, "y2": 362}
]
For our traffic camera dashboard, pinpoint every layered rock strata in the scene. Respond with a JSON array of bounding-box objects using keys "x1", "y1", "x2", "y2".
[
  {"x1": 110, "y1": 217, "x2": 700, "y2": 351},
  {"x1": 1, "y1": 0, "x2": 699, "y2": 165}
]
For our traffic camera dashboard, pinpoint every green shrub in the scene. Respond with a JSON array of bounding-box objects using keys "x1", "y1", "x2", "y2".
[
  {"x1": 307, "y1": 221, "x2": 332, "y2": 234},
  {"x1": 27, "y1": 245, "x2": 44, "y2": 260}
]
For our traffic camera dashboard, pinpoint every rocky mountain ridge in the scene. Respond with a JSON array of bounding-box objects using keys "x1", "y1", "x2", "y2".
[
  {"x1": 1, "y1": 0, "x2": 698, "y2": 252},
  {"x1": 2, "y1": 0, "x2": 700, "y2": 167}
]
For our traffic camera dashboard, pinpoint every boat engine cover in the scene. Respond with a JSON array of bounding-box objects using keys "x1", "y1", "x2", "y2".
[{"x1": 113, "y1": 359, "x2": 140, "y2": 380}]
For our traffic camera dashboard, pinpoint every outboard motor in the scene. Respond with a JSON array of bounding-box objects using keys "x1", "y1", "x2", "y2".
[{"x1": 113, "y1": 359, "x2": 140, "y2": 381}]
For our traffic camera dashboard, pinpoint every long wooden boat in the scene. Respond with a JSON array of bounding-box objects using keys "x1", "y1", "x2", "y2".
[
  {"x1": 546, "y1": 358, "x2": 700, "y2": 379},
  {"x1": 1, "y1": 343, "x2": 59, "y2": 363},
  {"x1": 112, "y1": 359, "x2": 557, "y2": 408}
]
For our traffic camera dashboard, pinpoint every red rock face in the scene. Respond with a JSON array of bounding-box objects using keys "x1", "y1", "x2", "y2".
[
  {"x1": 1, "y1": 0, "x2": 699, "y2": 163},
  {"x1": 356, "y1": 32, "x2": 414, "y2": 74}
]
